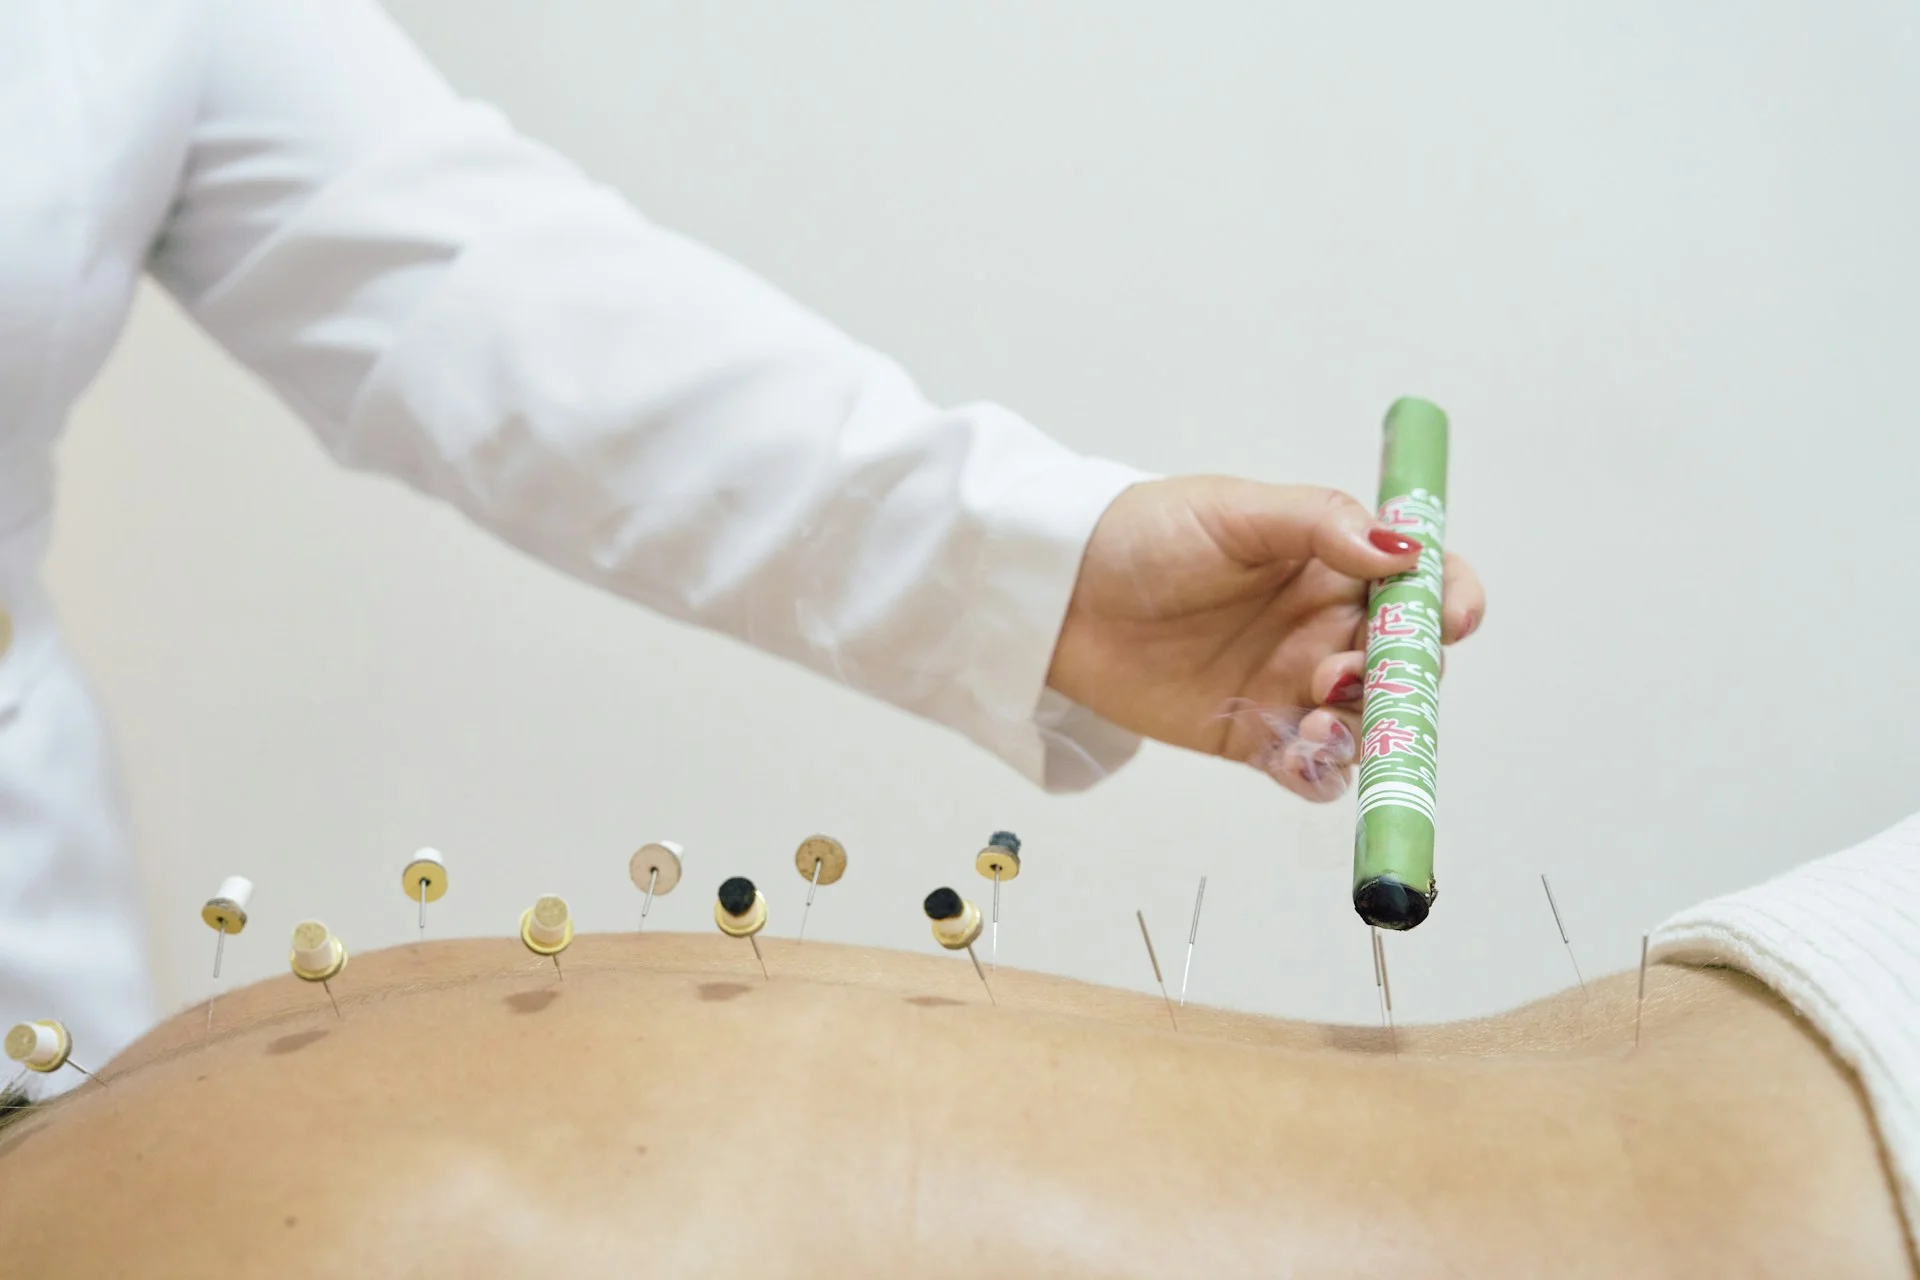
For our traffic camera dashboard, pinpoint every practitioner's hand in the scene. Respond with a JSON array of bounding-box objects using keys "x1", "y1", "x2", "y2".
[{"x1": 1046, "y1": 477, "x2": 1485, "y2": 799}]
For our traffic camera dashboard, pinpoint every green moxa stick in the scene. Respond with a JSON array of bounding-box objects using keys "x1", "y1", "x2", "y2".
[{"x1": 1352, "y1": 397, "x2": 1449, "y2": 931}]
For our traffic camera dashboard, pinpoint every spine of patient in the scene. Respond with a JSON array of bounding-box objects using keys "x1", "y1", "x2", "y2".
[{"x1": 1350, "y1": 398, "x2": 1450, "y2": 931}]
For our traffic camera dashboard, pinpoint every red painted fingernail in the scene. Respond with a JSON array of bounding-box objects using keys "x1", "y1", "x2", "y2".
[
  {"x1": 1368, "y1": 528, "x2": 1423, "y2": 556},
  {"x1": 1327, "y1": 673, "x2": 1362, "y2": 703}
]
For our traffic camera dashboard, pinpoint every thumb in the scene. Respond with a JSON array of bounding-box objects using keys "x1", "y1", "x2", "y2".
[
  {"x1": 1195, "y1": 480, "x2": 1422, "y2": 577},
  {"x1": 1283, "y1": 486, "x2": 1425, "y2": 580}
]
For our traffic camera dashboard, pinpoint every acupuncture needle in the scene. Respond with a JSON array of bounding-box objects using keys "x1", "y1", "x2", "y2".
[
  {"x1": 403, "y1": 849, "x2": 448, "y2": 942},
  {"x1": 1372, "y1": 927, "x2": 1397, "y2": 1056},
  {"x1": 923, "y1": 888, "x2": 995, "y2": 1005},
  {"x1": 630, "y1": 841, "x2": 685, "y2": 934},
  {"x1": 715, "y1": 877, "x2": 772, "y2": 979},
  {"x1": 1540, "y1": 874, "x2": 1587, "y2": 995},
  {"x1": 5, "y1": 1021, "x2": 108, "y2": 1090},
  {"x1": 289, "y1": 921, "x2": 349, "y2": 1020},
  {"x1": 1178, "y1": 876, "x2": 1207, "y2": 1008},
  {"x1": 200, "y1": 876, "x2": 252, "y2": 1033},
  {"x1": 974, "y1": 833, "x2": 1021, "y2": 971},
  {"x1": 793, "y1": 836, "x2": 847, "y2": 943},
  {"x1": 1634, "y1": 932, "x2": 1650, "y2": 1049},
  {"x1": 1135, "y1": 911, "x2": 1179, "y2": 1032}
]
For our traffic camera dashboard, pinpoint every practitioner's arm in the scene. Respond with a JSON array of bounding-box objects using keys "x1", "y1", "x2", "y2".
[
  {"x1": 147, "y1": 0, "x2": 1147, "y2": 791},
  {"x1": 145, "y1": 0, "x2": 1487, "y2": 800}
]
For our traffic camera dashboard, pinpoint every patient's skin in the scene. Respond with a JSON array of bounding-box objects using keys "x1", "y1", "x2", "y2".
[{"x1": 0, "y1": 935, "x2": 1911, "y2": 1278}]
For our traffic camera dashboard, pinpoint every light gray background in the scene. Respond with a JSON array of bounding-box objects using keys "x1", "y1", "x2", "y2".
[{"x1": 45, "y1": 0, "x2": 1920, "y2": 1027}]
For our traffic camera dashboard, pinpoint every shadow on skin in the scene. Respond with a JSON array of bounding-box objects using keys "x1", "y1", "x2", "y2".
[
  {"x1": 905, "y1": 995, "x2": 964, "y2": 1008},
  {"x1": 0, "y1": 1117, "x2": 43, "y2": 1159},
  {"x1": 265, "y1": 1029, "x2": 330, "y2": 1056},
  {"x1": 504, "y1": 990, "x2": 560, "y2": 1015},
  {"x1": 697, "y1": 983, "x2": 751, "y2": 1003},
  {"x1": 1322, "y1": 1022, "x2": 1396, "y2": 1055}
]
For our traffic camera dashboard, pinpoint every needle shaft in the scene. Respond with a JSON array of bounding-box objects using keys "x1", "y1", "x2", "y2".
[
  {"x1": 206, "y1": 928, "x2": 228, "y2": 1032},
  {"x1": 1135, "y1": 910, "x2": 1178, "y2": 1031},
  {"x1": 1179, "y1": 876, "x2": 1206, "y2": 1007},
  {"x1": 322, "y1": 980, "x2": 342, "y2": 1020},
  {"x1": 798, "y1": 858, "x2": 822, "y2": 943},
  {"x1": 1634, "y1": 932, "x2": 1650, "y2": 1048},
  {"x1": 1540, "y1": 874, "x2": 1587, "y2": 994},
  {"x1": 748, "y1": 934, "x2": 769, "y2": 980},
  {"x1": 990, "y1": 869, "x2": 1002, "y2": 970},
  {"x1": 1372, "y1": 928, "x2": 1397, "y2": 1056},
  {"x1": 639, "y1": 866, "x2": 659, "y2": 933},
  {"x1": 67, "y1": 1060, "x2": 108, "y2": 1090},
  {"x1": 965, "y1": 943, "x2": 996, "y2": 1005}
]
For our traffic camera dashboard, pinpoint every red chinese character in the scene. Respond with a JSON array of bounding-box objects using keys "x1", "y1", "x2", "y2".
[
  {"x1": 1369, "y1": 604, "x2": 1417, "y2": 642},
  {"x1": 1363, "y1": 719, "x2": 1418, "y2": 759},
  {"x1": 1365, "y1": 659, "x2": 1416, "y2": 696},
  {"x1": 1378, "y1": 500, "x2": 1420, "y2": 530}
]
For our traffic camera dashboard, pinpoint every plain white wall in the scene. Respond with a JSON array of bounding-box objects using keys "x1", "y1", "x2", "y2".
[{"x1": 44, "y1": 0, "x2": 1920, "y2": 1029}]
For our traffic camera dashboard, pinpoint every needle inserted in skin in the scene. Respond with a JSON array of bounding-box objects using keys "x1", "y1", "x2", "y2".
[
  {"x1": 1634, "y1": 932, "x2": 1650, "y2": 1049},
  {"x1": 1179, "y1": 876, "x2": 1207, "y2": 1007},
  {"x1": 6, "y1": 1021, "x2": 107, "y2": 1089},
  {"x1": 402, "y1": 849, "x2": 448, "y2": 943},
  {"x1": 974, "y1": 833, "x2": 1021, "y2": 972},
  {"x1": 792, "y1": 836, "x2": 847, "y2": 945},
  {"x1": 799, "y1": 857, "x2": 822, "y2": 943},
  {"x1": 1371, "y1": 925, "x2": 1385, "y2": 1022},
  {"x1": 200, "y1": 876, "x2": 252, "y2": 1034},
  {"x1": 290, "y1": 920, "x2": 349, "y2": 1021},
  {"x1": 518, "y1": 895, "x2": 574, "y2": 982},
  {"x1": 924, "y1": 887, "x2": 995, "y2": 1005},
  {"x1": 1381, "y1": 939, "x2": 1397, "y2": 1057},
  {"x1": 991, "y1": 868, "x2": 1001, "y2": 969},
  {"x1": 1541, "y1": 874, "x2": 1587, "y2": 995},
  {"x1": 1135, "y1": 911, "x2": 1179, "y2": 1031},
  {"x1": 65, "y1": 1060, "x2": 108, "y2": 1089},
  {"x1": 1372, "y1": 928, "x2": 1397, "y2": 1056},
  {"x1": 640, "y1": 866, "x2": 659, "y2": 931},
  {"x1": 207, "y1": 929, "x2": 226, "y2": 1033},
  {"x1": 716, "y1": 877, "x2": 772, "y2": 979},
  {"x1": 631, "y1": 841, "x2": 685, "y2": 934},
  {"x1": 964, "y1": 941, "x2": 995, "y2": 1004}
]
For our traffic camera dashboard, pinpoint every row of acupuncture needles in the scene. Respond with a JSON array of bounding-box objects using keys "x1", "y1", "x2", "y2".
[
  {"x1": 714, "y1": 835, "x2": 1018, "y2": 1005},
  {"x1": 9, "y1": 837, "x2": 1665, "y2": 1102},
  {"x1": 1540, "y1": 875, "x2": 1656, "y2": 1047},
  {"x1": 1129, "y1": 870, "x2": 1656, "y2": 1053},
  {"x1": 1126, "y1": 876, "x2": 1211, "y2": 1034},
  {"x1": 1347, "y1": 872, "x2": 1650, "y2": 1054}
]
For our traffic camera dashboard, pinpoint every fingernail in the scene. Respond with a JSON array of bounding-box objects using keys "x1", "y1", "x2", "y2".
[
  {"x1": 1368, "y1": 528, "x2": 1423, "y2": 556},
  {"x1": 1327, "y1": 672, "x2": 1362, "y2": 703},
  {"x1": 1460, "y1": 610, "x2": 1481, "y2": 639}
]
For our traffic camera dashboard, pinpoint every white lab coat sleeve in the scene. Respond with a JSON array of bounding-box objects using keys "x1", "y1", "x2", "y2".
[{"x1": 146, "y1": 0, "x2": 1150, "y2": 791}]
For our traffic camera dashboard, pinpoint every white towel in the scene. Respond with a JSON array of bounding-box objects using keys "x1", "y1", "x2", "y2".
[{"x1": 1653, "y1": 809, "x2": 1920, "y2": 1250}]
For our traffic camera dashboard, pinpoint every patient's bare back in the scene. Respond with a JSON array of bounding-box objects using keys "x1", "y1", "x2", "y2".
[{"x1": 0, "y1": 934, "x2": 1908, "y2": 1278}]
